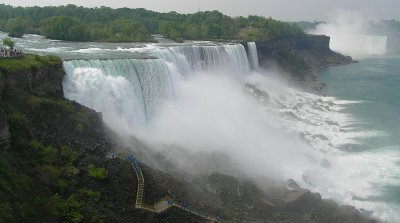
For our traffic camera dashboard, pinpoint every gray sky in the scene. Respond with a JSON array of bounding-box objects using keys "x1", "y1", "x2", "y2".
[{"x1": 1, "y1": 0, "x2": 399, "y2": 21}]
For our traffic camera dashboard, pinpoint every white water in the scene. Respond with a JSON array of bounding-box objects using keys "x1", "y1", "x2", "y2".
[
  {"x1": 309, "y1": 12, "x2": 388, "y2": 58},
  {"x1": 364, "y1": 35, "x2": 387, "y2": 55},
  {"x1": 247, "y1": 42, "x2": 259, "y2": 70},
  {"x1": 62, "y1": 41, "x2": 390, "y2": 221},
  {"x1": 63, "y1": 44, "x2": 250, "y2": 134}
]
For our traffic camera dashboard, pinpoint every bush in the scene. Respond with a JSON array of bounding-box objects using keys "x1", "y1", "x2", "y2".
[
  {"x1": 64, "y1": 165, "x2": 80, "y2": 178},
  {"x1": 87, "y1": 164, "x2": 108, "y2": 180},
  {"x1": 60, "y1": 146, "x2": 78, "y2": 164},
  {"x1": 7, "y1": 110, "x2": 29, "y2": 130}
]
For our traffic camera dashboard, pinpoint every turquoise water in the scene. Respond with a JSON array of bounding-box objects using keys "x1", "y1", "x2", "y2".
[{"x1": 318, "y1": 56, "x2": 400, "y2": 222}]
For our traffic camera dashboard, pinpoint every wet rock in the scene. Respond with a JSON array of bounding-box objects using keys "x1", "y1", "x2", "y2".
[
  {"x1": 313, "y1": 134, "x2": 329, "y2": 141},
  {"x1": 284, "y1": 189, "x2": 310, "y2": 203},
  {"x1": 286, "y1": 179, "x2": 301, "y2": 190},
  {"x1": 0, "y1": 112, "x2": 10, "y2": 151}
]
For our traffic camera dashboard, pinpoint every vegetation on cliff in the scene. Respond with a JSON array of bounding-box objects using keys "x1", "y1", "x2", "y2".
[
  {"x1": 0, "y1": 54, "x2": 60, "y2": 73},
  {"x1": 0, "y1": 55, "x2": 118, "y2": 222},
  {"x1": 0, "y1": 4, "x2": 304, "y2": 42}
]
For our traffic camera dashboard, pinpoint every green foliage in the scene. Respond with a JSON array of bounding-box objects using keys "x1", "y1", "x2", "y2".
[
  {"x1": 239, "y1": 29, "x2": 268, "y2": 41},
  {"x1": 0, "y1": 5, "x2": 304, "y2": 42},
  {"x1": 0, "y1": 98, "x2": 106, "y2": 223},
  {"x1": 159, "y1": 21, "x2": 184, "y2": 42},
  {"x1": 27, "y1": 96, "x2": 73, "y2": 112},
  {"x1": 6, "y1": 18, "x2": 30, "y2": 38},
  {"x1": 45, "y1": 194, "x2": 67, "y2": 218},
  {"x1": 2, "y1": 37, "x2": 14, "y2": 49},
  {"x1": 277, "y1": 49, "x2": 310, "y2": 76},
  {"x1": 63, "y1": 165, "x2": 80, "y2": 178},
  {"x1": 7, "y1": 110, "x2": 29, "y2": 130},
  {"x1": 79, "y1": 188, "x2": 100, "y2": 202},
  {"x1": 0, "y1": 202, "x2": 12, "y2": 222},
  {"x1": 0, "y1": 54, "x2": 61, "y2": 73},
  {"x1": 60, "y1": 146, "x2": 78, "y2": 164},
  {"x1": 41, "y1": 16, "x2": 88, "y2": 41},
  {"x1": 87, "y1": 164, "x2": 108, "y2": 180},
  {"x1": 29, "y1": 140, "x2": 57, "y2": 164}
]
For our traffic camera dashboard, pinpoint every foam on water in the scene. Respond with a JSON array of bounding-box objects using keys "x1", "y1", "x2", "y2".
[{"x1": 60, "y1": 41, "x2": 400, "y2": 222}]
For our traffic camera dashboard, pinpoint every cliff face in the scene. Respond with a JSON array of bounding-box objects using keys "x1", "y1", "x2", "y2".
[
  {"x1": 251, "y1": 35, "x2": 353, "y2": 91},
  {"x1": 0, "y1": 56, "x2": 65, "y2": 152},
  {"x1": 0, "y1": 72, "x2": 9, "y2": 151}
]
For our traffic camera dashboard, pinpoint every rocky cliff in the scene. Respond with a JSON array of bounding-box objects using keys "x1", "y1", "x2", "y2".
[{"x1": 249, "y1": 35, "x2": 353, "y2": 91}]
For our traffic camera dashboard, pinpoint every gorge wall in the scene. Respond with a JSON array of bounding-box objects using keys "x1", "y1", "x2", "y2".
[{"x1": 247, "y1": 35, "x2": 353, "y2": 91}]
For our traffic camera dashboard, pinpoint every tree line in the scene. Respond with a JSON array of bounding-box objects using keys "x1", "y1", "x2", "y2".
[{"x1": 0, "y1": 4, "x2": 305, "y2": 42}]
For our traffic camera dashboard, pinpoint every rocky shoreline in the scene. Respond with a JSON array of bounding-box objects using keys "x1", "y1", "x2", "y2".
[{"x1": 249, "y1": 35, "x2": 353, "y2": 92}]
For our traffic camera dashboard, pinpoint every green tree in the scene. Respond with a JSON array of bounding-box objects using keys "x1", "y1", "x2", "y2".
[
  {"x1": 40, "y1": 16, "x2": 88, "y2": 41},
  {"x1": 6, "y1": 18, "x2": 30, "y2": 38},
  {"x1": 2, "y1": 38, "x2": 15, "y2": 50}
]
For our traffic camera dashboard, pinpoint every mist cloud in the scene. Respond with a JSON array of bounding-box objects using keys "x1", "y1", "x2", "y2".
[{"x1": 309, "y1": 11, "x2": 388, "y2": 58}]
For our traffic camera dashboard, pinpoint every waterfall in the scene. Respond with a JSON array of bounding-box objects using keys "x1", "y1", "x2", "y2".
[
  {"x1": 63, "y1": 59, "x2": 174, "y2": 133},
  {"x1": 364, "y1": 35, "x2": 387, "y2": 55},
  {"x1": 247, "y1": 42, "x2": 259, "y2": 70},
  {"x1": 151, "y1": 44, "x2": 250, "y2": 73},
  {"x1": 62, "y1": 43, "x2": 251, "y2": 133}
]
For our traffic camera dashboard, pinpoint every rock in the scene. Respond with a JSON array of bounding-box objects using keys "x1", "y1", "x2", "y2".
[
  {"x1": 0, "y1": 71, "x2": 5, "y2": 100},
  {"x1": 286, "y1": 179, "x2": 301, "y2": 190},
  {"x1": 303, "y1": 212, "x2": 312, "y2": 221},
  {"x1": 340, "y1": 205, "x2": 360, "y2": 216},
  {"x1": 0, "y1": 112, "x2": 10, "y2": 151},
  {"x1": 313, "y1": 134, "x2": 329, "y2": 141},
  {"x1": 284, "y1": 190, "x2": 309, "y2": 203},
  {"x1": 252, "y1": 35, "x2": 352, "y2": 92}
]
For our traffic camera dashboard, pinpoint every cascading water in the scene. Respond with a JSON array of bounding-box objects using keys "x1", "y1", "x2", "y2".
[
  {"x1": 247, "y1": 42, "x2": 259, "y2": 70},
  {"x1": 364, "y1": 35, "x2": 387, "y2": 55},
  {"x1": 63, "y1": 58, "x2": 175, "y2": 133},
  {"x1": 150, "y1": 44, "x2": 250, "y2": 74},
  {"x1": 63, "y1": 43, "x2": 250, "y2": 133},
  {"x1": 60, "y1": 41, "x2": 394, "y2": 222}
]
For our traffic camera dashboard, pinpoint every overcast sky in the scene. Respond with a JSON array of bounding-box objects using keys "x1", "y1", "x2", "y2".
[{"x1": 1, "y1": 0, "x2": 399, "y2": 21}]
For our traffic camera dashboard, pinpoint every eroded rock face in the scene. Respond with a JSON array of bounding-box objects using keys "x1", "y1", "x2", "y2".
[
  {"x1": 0, "y1": 112, "x2": 10, "y2": 151},
  {"x1": 0, "y1": 72, "x2": 5, "y2": 100},
  {"x1": 243, "y1": 35, "x2": 353, "y2": 92},
  {"x1": 2, "y1": 63, "x2": 64, "y2": 98}
]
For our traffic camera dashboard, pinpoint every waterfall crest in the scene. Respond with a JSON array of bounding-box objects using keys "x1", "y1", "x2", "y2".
[{"x1": 63, "y1": 43, "x2": 253, "y2": 132}]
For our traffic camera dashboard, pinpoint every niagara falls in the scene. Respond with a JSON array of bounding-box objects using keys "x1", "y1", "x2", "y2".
[{"x1": 0, "y1": 1, "x2": 400, "y2": 223}]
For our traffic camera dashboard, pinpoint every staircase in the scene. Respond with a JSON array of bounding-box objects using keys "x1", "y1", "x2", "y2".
[{"x1": 108, "y1": 152, "x2": 221, "y2": 222}]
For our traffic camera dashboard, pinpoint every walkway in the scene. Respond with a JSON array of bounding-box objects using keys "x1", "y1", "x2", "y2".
[{"x1": 108, "y1": 152, "x2": 221, "y2": 222}]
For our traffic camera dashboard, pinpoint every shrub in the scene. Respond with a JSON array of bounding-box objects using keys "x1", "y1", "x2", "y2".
[
  {"x1": 64, "y1": 165, "x2": 80, "y2": 178},
  {"x1": 87, "y1": 164, "x2": 108, "y2": 180},
  {"x1": 7, "y1": 110, "x2": 29, "y2": 130},
  {"x1": 60, "y1": 146, "x2": 78, "y2": 164}
]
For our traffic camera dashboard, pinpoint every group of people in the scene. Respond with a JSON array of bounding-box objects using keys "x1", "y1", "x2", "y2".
[{"x1": 0, "y1": 48, "x2": 23, "y2": 58}]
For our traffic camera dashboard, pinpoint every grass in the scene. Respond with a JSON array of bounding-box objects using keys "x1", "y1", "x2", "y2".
[{"x1": 0, "y1": 54, "x2": 61, "y2": 73}]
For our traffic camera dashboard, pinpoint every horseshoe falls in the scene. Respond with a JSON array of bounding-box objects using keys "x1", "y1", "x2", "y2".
[
  {"x1": 61, "y1": 42, "x2": 399, "y2": 222},
  {"x1": 364, "y1": 35, "x2": 388, "y2": 55}
]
